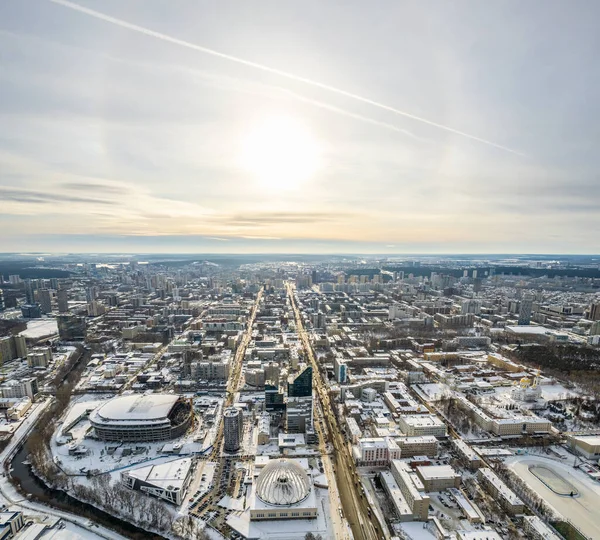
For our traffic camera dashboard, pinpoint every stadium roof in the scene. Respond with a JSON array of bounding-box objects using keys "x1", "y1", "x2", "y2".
[{"x1": 93, "y1": 394, "x2": 179, "y2": 422}]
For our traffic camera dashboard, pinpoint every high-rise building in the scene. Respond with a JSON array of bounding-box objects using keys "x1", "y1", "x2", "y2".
[
  {"x1": 8, "y1": 275, "x2": 21, "y2": 285},
  {"x1": 0, "y1": 290, "x2": 4, "y2": 311},
  {"x1": 13, "y1": 335, "x2": 27, "y2": 359},
  {"x1": 0, "y1": 377, "x2": 38, "y2": 400},
  {"x1": 286, "y1": 397, "x2": 313, "y2": 433},
  {"x1": 334, "y1": 356, "x2": 348, "y2": 383},
  {"x1": 0, "y1": 337, "x2": 17, "y2": 364},
  {"x1": 287, "y1": 366, "x2": 312, "y2": 397},
  {"x1": 519, "y1": 295, "x2": 533, "y2": 325},
  {"x1": 461, "y1": 299, "x2": 482, "y2": 315},
  {"x1": 590, "y1": 321, "x2": 600, "y2": 336},
  {"x1": 57, "y1": 314, "x2": 86, "y2": 341},
  {"x1": 21, "y1": 304, "x2": 42, "y2": 319},
  {"x1": 38, "y1": 289, "x2": 52, "y2": 314},
  {"x1": 223, "y1": 407, "x2": 243, "y2": 453},
  {"x1": 589, "y1": 302, "x2": 600, "y2": 321},
  {"x1": 57, "y1": 288, "x2": 69, "y2": 313},
  {"x1": 265, "y1": 383, "x2": 285, "y2": 411},
  {"x1": 87, "y1": 301, "x2": 105, "y2": 317},
  {"x1": 24, "y1": 280, "x2": 36, "y2": 304},
  {"x1": 86, "y1": 286, "x2": 99, "y2": 303}
]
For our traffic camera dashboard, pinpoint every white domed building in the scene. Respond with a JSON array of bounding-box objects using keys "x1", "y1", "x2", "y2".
[{"x1": 249, "y1": 458, "x2": 318, "y2": 521}]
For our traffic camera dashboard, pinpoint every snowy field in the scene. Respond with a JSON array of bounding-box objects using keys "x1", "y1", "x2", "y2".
[
  {"x1": 507, "y1": 454, "x2": 600, "y2": 539},
  {"x1": 19, "y1": 319, "x2": 58, "y2": 339}
]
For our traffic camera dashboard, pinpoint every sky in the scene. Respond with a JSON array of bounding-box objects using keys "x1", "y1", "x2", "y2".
[{"x1": 1, "y1": 0, "x2": 599, "y2": 254}]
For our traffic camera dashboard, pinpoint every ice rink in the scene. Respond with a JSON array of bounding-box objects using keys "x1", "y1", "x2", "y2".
[{"x1": 507, "y1": 455, "x2": 600, "y2": 539}]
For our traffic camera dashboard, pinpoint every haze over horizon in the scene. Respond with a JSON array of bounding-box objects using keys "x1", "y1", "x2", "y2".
[{"x1": 2, "y1": 1, "x2": 599, "y2": 254}]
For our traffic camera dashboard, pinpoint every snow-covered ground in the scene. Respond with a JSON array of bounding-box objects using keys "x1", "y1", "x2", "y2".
[
  {"x1": 0, "y1": 398, "x2": 126, "y2": 540},
  {"x1": 52, "y1": 395, "x2": 212, "y2": 477},
  {"x1": 19, "y1": 319, "x2": 58, "y2": 339},
  {"x1": 506, "y1": 454, "x2": 600, "y2": 539}
]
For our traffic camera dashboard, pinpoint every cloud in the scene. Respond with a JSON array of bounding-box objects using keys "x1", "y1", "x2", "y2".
[
  {"x1": 0, "y1": 187, "x2": 116, "y2": 205},
  {"x1": 49, "y1": 0, "x2": 524, "y2": 156},
  {"x1": 60, "y1": 182, "x2": 126, "y2": 194},
  {"x1": 223, "y1": 212, "x2": 347, "y2": 225}
]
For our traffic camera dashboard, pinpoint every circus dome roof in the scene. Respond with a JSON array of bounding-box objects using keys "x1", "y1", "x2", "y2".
[{"x1": 255, "y1": 459, "x2": 311, "y2": 506}]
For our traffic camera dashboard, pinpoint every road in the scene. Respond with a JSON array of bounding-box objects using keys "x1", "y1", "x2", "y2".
[
  {"x1": 191, "y1": 288, "x2": 263, "y2": 524},
  {"x1": 287, "y1": 283, "x2": 384, "y2": 540}
]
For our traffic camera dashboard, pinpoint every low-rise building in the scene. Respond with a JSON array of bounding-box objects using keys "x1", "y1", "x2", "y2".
[
  {"x1": 522, "y1": 516, "x2": 561, "y2": 540},
  {"x1": 398, "y1": 414, "x2": 447, "y2": 437},
  {"x1": 477, "y1": 468, "x2": 524, "y2": 515},
  {"x1": 354, "y1": 437, "x2": 401, "y2": 466},
  {"x1": 390, "y1": 460, "x2": 430, "y2": 521},
  {"x1": 566, "y1": 434, "x2": 600, "y2": 459},
  {"x1": 395, "y1": 435, "x2": 438, "y2": 458},
  {"x1": 415, "y1": 465, "x2": 461, "y2": 491},
  {"x1": 452, "y1": 438, "x2": 482, "y2": 470}
]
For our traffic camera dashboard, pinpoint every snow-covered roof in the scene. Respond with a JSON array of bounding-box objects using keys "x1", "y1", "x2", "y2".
[{"x1": 91, "y1": 394, "x2": 178, "y2": 422}]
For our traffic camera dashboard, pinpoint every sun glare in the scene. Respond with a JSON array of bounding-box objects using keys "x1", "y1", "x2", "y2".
[{"x1": 240, "y1": 115, "x2": 320, "y2": 189}]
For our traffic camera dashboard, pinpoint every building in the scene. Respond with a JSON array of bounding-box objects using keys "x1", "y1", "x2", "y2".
[
  {"x1": 88, "y1": 300, "x2": 106, "y2": 317},
  {"x1": 398, "y1": 414, "x2": 447, "y2": 437},
  {"x1": 456, "y1": 531, "x2": 502, "y2": 540},
  {"x1": 257, "y1": 413, "x2": 271, "y2": 445},
  {"x1": 27, "y1": 347, "x2": 51, "y2": 368},
  {"x1": 121, "y1": 457, "x2": 192, "y2": 505},
  {"x1": 287, "y1": 365, "x2": 312, "y2": 397},
  {"x1": 334, "y1": 356, "x2": 348, "y2": 383},
  {"x1": 477, "y1": 468, "x2": 524, "y2": 515},
  {"x1": 461, "y1": 299, "x2": 482, "y2": 315},
  {"x1": 0, "y1": 511, "x2": 24, "y2": 538},
  {"x1": 57, "y1": 288, "x2": 69, "y2": 313},
  {"x1": 38, "y1": 289, "x2": 52, "y2": 314},
  {"x1": 396, "y1": 436, "x2": 439, "y2": 458},
  {"x1": 224, "y1": 407, "x2": 243, "y2": 452},
  {"x1": 0, "y1": 336, "x2": 27, "y2": 363},
  {"x1": 353, "y1": 437, "x2": 401, "y2": 466},
  {"x1": 0, "y1": 378, "x2": 38, "y2": 400},
  {"x1": 390, "y1": 460, "x2": 430, "y2": 521},
  {"x1": 265, "y1": 383, "x2": 285, "y2": 411},
  {"x1": 0, "y1": 337, "x2": 16, "y2": 364},
  {"x1": 415, "y1": 465, "x2": 461, "y2": 491},
  {"x1": 566, "y1": 434, "x2": 600, "y2": 459},
  {"x1": 249, "y1": 459, "x2": 317, "y2": 521},
  {"x1": 89, "y1": 394, "x2": 192, "y2": 442},
  {"x1": 20, "y1": 304, "x2": 41, "y2": 319},
  {"x1": 379, "y1": 471, "x2": 412, "y2": 521},
  {"x1": 452, "y1": 439, "x2": 481, "y2": 470},
  {"x1": 13, "y1": 335, "x2": 27, "y2": 359},
  {"x1": 522, "y1": 516, "x2": 561, "y2": 540},
  {"x1": 519, "y1": 295, "x2": 534, "y2": 325},
  {"x1": 286, "y1": 397, "x2": 313, "y2": 434},
  {"x1": 589, "y1": 302, "x2": 600, "y2": 321},
  {"x1": 57, "y1": 314, "x2": 86, "y2": 341}
]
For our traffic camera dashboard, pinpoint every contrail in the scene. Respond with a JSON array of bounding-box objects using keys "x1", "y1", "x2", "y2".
[{"x1": 50, "y1": 0, "x2": 524, "y2": 156}]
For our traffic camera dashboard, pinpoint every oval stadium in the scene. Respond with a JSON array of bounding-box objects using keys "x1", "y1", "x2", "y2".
[{"x1": 89, "y1": 394, "x2": 192, "y2": 442}]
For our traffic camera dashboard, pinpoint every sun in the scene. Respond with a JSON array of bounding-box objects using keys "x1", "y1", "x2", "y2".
[{"x1": 240, "y1": 115, "x2": 320, "y2": 189}]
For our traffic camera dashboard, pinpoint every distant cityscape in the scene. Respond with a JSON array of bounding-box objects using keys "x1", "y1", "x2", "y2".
[{"x1": 0, "y1": 254, "x2": 598, "y2": 539}]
